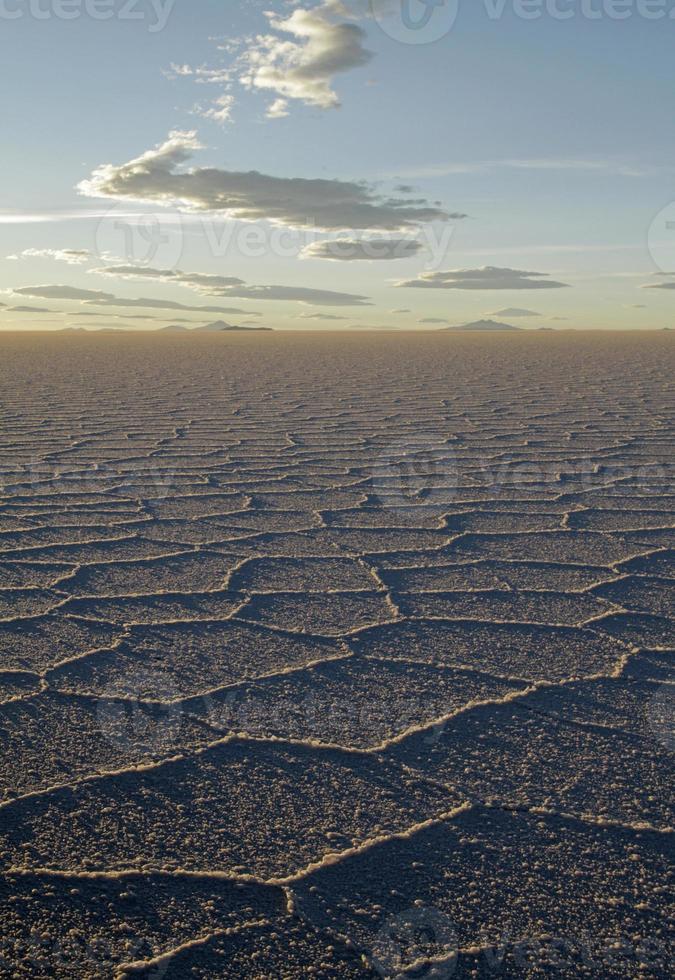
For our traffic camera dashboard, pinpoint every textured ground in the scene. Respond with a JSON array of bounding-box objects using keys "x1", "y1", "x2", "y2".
[{"x1": 0, "y1": 331, "x2": 672, "y2": 978}]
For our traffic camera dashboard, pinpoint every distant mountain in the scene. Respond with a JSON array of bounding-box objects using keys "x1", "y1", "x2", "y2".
[
  {"x1": 158, "y1": 325, "x2": 188, "y2": 332},
  {"x1": 444, "y1": 319, "x2": 522, "y2": 332},
  {"x1": 193, "y1": 320, "x2": 272, "y2": 332}
]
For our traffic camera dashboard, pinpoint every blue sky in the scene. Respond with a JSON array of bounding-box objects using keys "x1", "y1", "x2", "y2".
[{"x1": 1, "y1": 0, "x2": 675, "y2": 330}]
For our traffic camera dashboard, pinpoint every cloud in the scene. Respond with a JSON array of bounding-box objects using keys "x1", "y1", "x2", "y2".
[
  {"x1": 11, "y1": 285, "x2": 263, "y2": 315},
  {"x1": 7, "y1": 306, "x2": 54, "y2": 313},
  {"x1": 7, "y1": 248, "x2": 92, "y2": 265},
  {"x1": 487, "y1": 307, "x2": 542, "y2": 317},
  {"x1": 301, "y1": 237, "x2": 424, "y2": 261},
  {"x1": 398, "y1": 267, "x2": 570, "y2": 291},
  {"x1": 418, "y1": 317, "x2": 450, "y2": 324},
  {"x1": 12, "y1": 285, "x2": 111, "y2": 302},
  {"x1": 90, "y1": 264, "x2": 372, "y2": 307},
  {"x1": 194, "y1": 93, "x2": 235, "y2": 125},
  {"x1": 390, "y1": 307, "x2": 411, "y2": 313},
  {"x1": 642, "y1": 278, "x2": 675, "y2": 290},
  {"x1": 298, "y1": 312, "x2": 349, "y2": 320},
  {"x1": 237, "y1": 1, "x2": 373, "y2": 114},
  {"x1": 267, "y1": 99, "x2": 290, "y2": 119},
  {"x1": 78, "y1": 131, "x2": 454, "y2": 230},
  {"x1": 390, "y1": 159, "x2": 665, "y2": 180}
]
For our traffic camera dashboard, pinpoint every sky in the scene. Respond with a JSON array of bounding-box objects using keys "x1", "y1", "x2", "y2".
[{"x1": 1, "y1": 0, "x2": 675, "y2": 331}]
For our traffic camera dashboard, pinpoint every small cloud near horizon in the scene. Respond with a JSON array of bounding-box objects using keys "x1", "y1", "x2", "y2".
[{"x1": 397, "y1": 267, "x2": 571, "y2": 291}]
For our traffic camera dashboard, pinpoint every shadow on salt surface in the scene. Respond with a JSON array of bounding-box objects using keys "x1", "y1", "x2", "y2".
[
  {"x1": 227, "y1": 557, "x2": 378, "y2": 593},
  {"x1": 185, "y1": 655, "x2": 527, "y2": 749},
  {"x1": 0, "y1": 536, "x2": 181, "y2": 567},
  {"x1": 0, "y1": 525, "x2": 135, "y2": 556},
  {"x1": 0, "y1": 614, "x2": 123, "y2": 673},
  {"x1": 349, "y1": 620, "x2": 627, "y2": 682},
  {"x1": 61, "y1": 590, "x2": 247, "y2": 626},
  {"x1": 395, "y1": 590, "x2": 613, "y2": 627},
  {"x1": 0, "y1": 671, "x2": 41, "y2": 702},
  {"x1": 591, "y1": 612, "x2": 674, "y2": 650},
  {"x1": 47, "y1": 620, "x2": 343, "y2": 699},
  {"x1": 0, "y1": 690, "x2": 213, "y2": 800},
  {"x1": 592, "y1": 576, "x2": 675, "y2": 619},
  {"x1": 617, "y1": 549, "x2": 675, "y2": 578},
  {"x1": 380, "y1": 559, "x2": 620, "y2": 592},
  {"x1": 0, "y1": 560, "x2": 79, "y2": 589},
  {"x1": 59, "y1": 552, "x2": 243, "y2": 599},
  {"x1": 291, "y1": 809, "x2": 671, "y2": 979},
  {"x1": 240, "y1": 592, "x2": 396, "y2": 635},
  {"x1": 0, "y1": 589, "x2": 65, "y2": 620},
  {"x1": 385, "y1": 685, "x2": 673, "y2": 828},
  {"x1": 0, "y1": 741, "x2": 455, "y2": 878},
  {"x1": 449, "y1": 532, "x2": 653, "y2": 566},
  {"x1": 0, "y1": 872, "x2": 282, "y2": 980},
  {"x1": 119, "y1": 920, "x2": 374, "y2": 979}
]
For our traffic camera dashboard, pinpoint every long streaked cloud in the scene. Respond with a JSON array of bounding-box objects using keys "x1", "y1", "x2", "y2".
[
  {"x1": 488, "y1": 307, "x2": 542, "y2": 317},
  {"x1": 7, "y1": 248, "x2": 92, "y2": 265},
  {"x1": 90, "y1": 264, "x2": 372, "y2": 306},
  {"x1": 389, "y1": 159, "x2": 668, "y2": 180},
  {"x1": 298, "y1": 312, "x2": 349, "y2": 320},
  {"x1": 398, "y1": 267, "x2": 570, "y2": 291},
  {"x1": 642, "y1": 276, "x2": 675, "y2": 290},
  {"x1": 11, "y1": 285, "x2": 262, "y2": 315},
  {"x1": 7, "y1": 305, "x2": 54, "y2": 313},
  {"x1": 301, "y1": 238, "x2": 424, "y2": 261},
  {"x1": 78, "y1": 131, "x2": 456, "y2": 230}
]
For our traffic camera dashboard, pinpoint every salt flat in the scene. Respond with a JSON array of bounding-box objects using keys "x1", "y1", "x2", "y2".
[{"x1": 0, "y1": 331, "x2": 672, "y2": 978}]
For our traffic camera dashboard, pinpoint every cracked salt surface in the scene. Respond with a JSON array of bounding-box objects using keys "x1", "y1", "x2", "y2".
[{"x1": 0, "y1": 332, "x2": 672, "y2": 977}]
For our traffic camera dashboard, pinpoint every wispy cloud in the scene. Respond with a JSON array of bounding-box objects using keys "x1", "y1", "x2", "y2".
[
  {"x1": 11, "y1": 284, "x2": 262, "y2": 315},
  {"x1": 487, "y1": 307, "x2": 542, "y2": 317},
  {"x1": 301, "y1": 238, "x2": 424, "y2": 261},
  {"x1": 7, "y1": 248, "x2": 92, "y2": 265},
  {"x1": 388, "y1": 159, "x2": 667, "y2": 180},
  {"x1": 79, "y1": 131, "x2": 455, "y2": 231},
  {"x1": 90, "y1": 264, "x2": 372, "y2": 307},
  {"x1": 398, "y1": 267, "x2": 570, "y2": 291}
]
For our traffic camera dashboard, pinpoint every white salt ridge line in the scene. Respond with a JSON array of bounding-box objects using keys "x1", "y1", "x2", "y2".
[
  {"x1": 0, "y1": 594, "x2": 71, "y2": 623},
  {"x1": 114, "y1": 920, "x2": 274, "y2": 979},
  {"x1": 0, "y1": 666, "x2": 632, "y2": 814},
  {"x1": 53, "y1": 648, "x2": 356, "y2": 708},
  {"x1": 7, "y1": 803, "x2": 669, "y2": 893}
]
